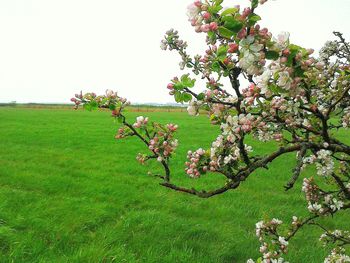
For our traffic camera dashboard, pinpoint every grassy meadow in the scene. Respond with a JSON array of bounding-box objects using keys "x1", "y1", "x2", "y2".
[{"x1": 0, "y1": 107, "x2": 349, "y2": 262}]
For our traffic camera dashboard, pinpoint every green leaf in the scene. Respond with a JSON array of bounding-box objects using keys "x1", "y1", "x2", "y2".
[
  {"x1": 265, "y1": 50, "x2": 280, "y2": 60},
  {"x1": 109, "y1": 104, "x2": 116, "y2": 110},
  {"x1": 211, "y1": 61, "x2": 221, "y2": 73},
  {"x1": 294, "y1": 66, "x2": 305, "y2": 77},
  {"x1": 174, "y1": 91, "x2": 183, "y2": 103},
  {"x1": 251, "y1": 0, "x2": 259, "y2": 8},
  {"x1": 117, "y1": 116, "x2": 123, "y2": 123},
  {"x1": 218, "y1": 26, "x2": 234, "y2": 39},
  {"x1": 221, "y1": 7, "x2": 238, "y2": 16},
  {"x1": 197, "y1": 93, "x2": 205, "y2": 101},
  {"x1": 89, "y1": 101, "x2": 98, "y2": 110},
  {"x1": 181, "y1": 74, "x2": 195, "y2": 88},
  {"x1": 247, "y1": 13, "x2": 261, "y2": 26},
  {"x1": 207, "y1": 31, "x2": 215, "y2": 39},
  {"x1": 222, "y1": 16, "x2": 243, "y2": 33},
  {"x1": 208, "y1": 5, "x2": 223, "y2": 14},
  {"x1": 269, "y1": 84, "x2": 286, "y2": 94},
  {"x1": 286, "y1": 46, "x2": 300, "y2": 66},
  {"x1": 217, "y1": 45, "x2": 228, "y2": 60},
  {"x1": 182, "y1": 93, "x2": 192, "y2": 102},
  {"x1": 173, "y1": 82, "x2": 185, "y2": 90},
  {"x1": 207, "y1": 31, "x2": 216, "y2": 42}
]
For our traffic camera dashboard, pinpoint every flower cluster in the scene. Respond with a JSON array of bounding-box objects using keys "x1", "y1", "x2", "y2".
[
  {"x1": 147, "y1": 123, "x2": 179, "y2": 162},
  {"x1": 239, "y1": 35, "x2": 265, "y2": 75},
  {"x1": 149, "y1": 134, "x2": 179, "y2": 162},
  {"x1": 210, "y1": 134, "x2": 252, "y2": 168},
  {"x1": 187, "y1": 1, "x2": 218, "y2": 33},
  {"x1": 302, "y1": 177, "x2": 345, "y2": 214},
  {"x1": 187, "y1": 101, "x2": 201, "y2": 116},
  {"x1": 115, "y1": 127, "x2": 132, "y2": 139},
  {"x1": 302, "y1": 150, "x2": 335, "y2": 177},
  {"x1": 133, "y1": 116, "x2": 149, "y2": 128},
  {"x1": 185, "y1": 148, "x2": 207, "y2": 178},
  {"x1": 254, "y1": 218, "x2": 289, "y2": 262},
  {"x1": 324, "y1": 248, "x2": 350, "y2": 263},
  {"x1": 71, "y1": 89, "x2": 129, "y2": 113},
  {"x1": 320, "y1": 229, "x2": 350, "y2": 245},
  {"x1": 160, "y1": 29, "x2": 188, "y2": 51}
]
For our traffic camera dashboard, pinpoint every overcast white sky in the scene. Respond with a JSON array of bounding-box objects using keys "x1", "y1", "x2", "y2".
[{"x1": 0, "y1": 0, "x2": 349, "y2": 103}]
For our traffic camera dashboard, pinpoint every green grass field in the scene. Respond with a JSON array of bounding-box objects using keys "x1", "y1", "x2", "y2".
[{"x1": 0, "y1": 107, "x2": 349, "y2": 262}]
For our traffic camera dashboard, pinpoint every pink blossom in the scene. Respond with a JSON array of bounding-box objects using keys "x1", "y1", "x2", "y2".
[
  {"x1": 209, "y1": 22, "x2": 218, "y2": 31},
  {"x1": 203, "y1": 12, "x2": 211, "y2": 20},
  {"x1": 237, "y1": 28, "x2": 247, "y2": 39},
  {"x1": 228, "y1": 43, "x2": 239, "y2": 53}
]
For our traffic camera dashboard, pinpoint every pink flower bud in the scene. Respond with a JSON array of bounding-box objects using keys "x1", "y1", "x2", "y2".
[
  {"x1": 242, "y1": 7, "x2": 251, "y2": 18},
  {"x1": 280, "y1": 57, "x2": 287, "y2": 63},
  {"x1": 209, "y1": 22, "x2": 218, "y2": 31},
  {"x1": 194, "y1": 1, "x2": 202, "y2": 8},
  {"x1": 282, "y1": 49, "x2": 290, "y2": 56},
  {"x1": 203, "y1": 12, "x2": 211, "y2": 20},
  {"x1": 237, "y1": 28, "x2": 247, "y2": 39},
  {"x1": 315, "y1": 62, "x2": 324, "y2": 69},
  {"x1": 305, "y1": 59, "x2": 313, "y2": 66},
  {"x1": 200, "y1": 24, "x2": 210, "y2": 32},
  {"x1": 223, "y1": 57, "x2": 230, "y2": 65},
  {"x1": 228, "y1": 43, "x2": 239, "y2": 53},
  {"x1": 191, "y1": 18, "x2": 197, "y2": 26},
  {"x1": 167, "y1": 83, "x2": 174, "y2": 90},
  {"x1": 295, "y1": 53, "x2": 302, "y2": 61}
]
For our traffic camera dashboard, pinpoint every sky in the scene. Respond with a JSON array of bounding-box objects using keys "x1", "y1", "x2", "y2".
[{"x1": 0, "y1": 0, "x2": 349, "y2": 104}]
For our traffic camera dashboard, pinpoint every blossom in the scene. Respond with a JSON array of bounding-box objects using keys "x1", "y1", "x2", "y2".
[
  {"x1": 324, "y1": 248, "x2": 350, "y2": 263},
  {"x1": 278, "y1": 236, "x2": 288, "y2": 246},
  {"x1": 187, "y1": 2, "x2": 201, "y2": 19},
  {"x1": 271, "y1": 218, "x2": 282, "y2": 225},
  {"x1": 307, "y1": 202, "x2": 322, "y2": 213},
  {"x1": 133, "y1": 116, "x2": 149, "y2": 128},
  {"x1": 239, "y1": 36, "x2": 264, "y2": 75},
  {"x1": 105, "y1": 89, "x2": 116, "y2": 97},
  {"x1": 185, "y1": 148, "x2": 207, "y2": 177},
  {"x1": 224, "y1": 154, "x2": 235, "y2": 164},
  {"x1": 187, "y1": 101, "x2": 199, "y2": 116},
  {"x1": 277, "y1": 71, "x2": 292, "y2": 90},
  {"x1": 315, "y1": 150, "x2": 334, "y2": 177},
  {"x1": 273, "y1": 32, "x2": 290, "y2": 50},
  {"x1": 256, "y1": 69, "x2": 271, "y2": 95}
]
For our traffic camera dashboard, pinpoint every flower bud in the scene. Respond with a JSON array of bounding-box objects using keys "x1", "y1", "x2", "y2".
[
  {"x1": 228, "y1": 43, "x2": 239, "y2": 53},
  {"x1": 203, "y1": 12, "x2": 211, "y2": 20},
  {"x1": 209, "y1": 22, "x2": 218, "y2": 31},
  {"x1": 282, "y1": 48, "x2": 290, "y2": 56}
]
